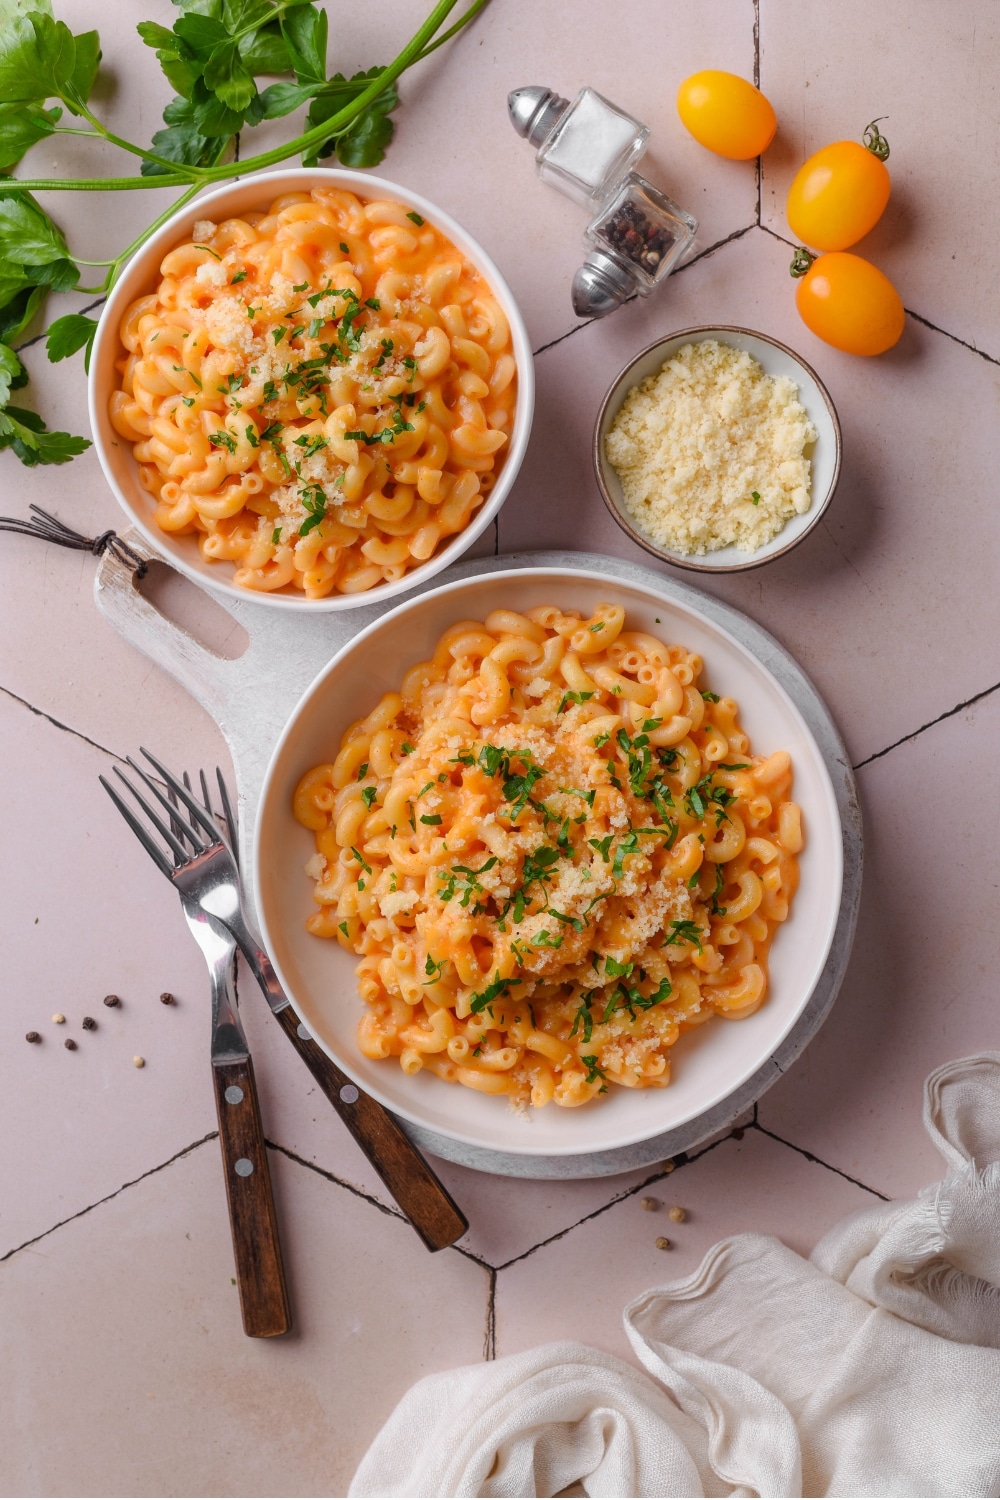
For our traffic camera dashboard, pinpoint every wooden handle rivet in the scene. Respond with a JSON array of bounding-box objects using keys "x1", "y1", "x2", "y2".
[
  {"x1": 339, "y1": 1084, "x2": 359, "y2": 1104},
  {"x1": 224, "y1": 1085, "x2": 244, "y2": 1104},
  {"x1": 234, "y1": 1158, "x2": 254, "y2": 1177},
  {"x1": 296, "y1": 1023, "x2": 311, "y2": 1040}
]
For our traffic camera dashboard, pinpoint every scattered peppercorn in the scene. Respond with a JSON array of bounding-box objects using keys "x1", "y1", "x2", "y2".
[
  {"x1": 64, "y1": 1038, "x2": 77, "y2": 1051},
  {"x1": 640, "y1": 1196, "x2": 659, "y2": 1212},
  {"x1": 82, "y1": 1016, "x2": 97, "y2": 1031},
  {"x1": 52, "y1": 1012, "x2": 65, "y2": 1024},
  {"x1": 661, "y1": 1160, "x2": 676, "y2": 1173},
  {"x1": 655, "y1": 1236, "x2": 671, "y2": 1251},
  {"x1": 25, "y1": 1031, "x2": 40, "y2": 1044},
  {"x1": 668, "y1": 1206, "x2": 686, "y2": 1223},
  {"x1": 732, "y1": 1127, "x2": 744, "y2": 1141},
  {"x1": 160, "y1": 991, "x2": 175, "y2": 1006},
  {"x1": 103, "y1": 994, "x2": 121, "y2": 1008},
  {"x1": 133, "y1": 1055, "x2": 145, "y2": 1068}
]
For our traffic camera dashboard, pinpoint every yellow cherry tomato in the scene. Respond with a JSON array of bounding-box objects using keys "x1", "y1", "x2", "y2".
[
  {"x1": 787, "y1": 123, "x2": 891, "y2": 251},
  {"x1": 794, "y1": 251, "x2": 904, "y2": 356},
  {"x1": 676, "y1": 70, "x2": 777, "y2": 160}
]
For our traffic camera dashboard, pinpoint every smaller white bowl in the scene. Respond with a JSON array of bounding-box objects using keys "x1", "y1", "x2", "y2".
[
  {"x1": 594, "y1": 326, "x2": 841, "y2": 574},
  {"x1": 88, "y1": 168, "x2": 534, "y2": 612}
]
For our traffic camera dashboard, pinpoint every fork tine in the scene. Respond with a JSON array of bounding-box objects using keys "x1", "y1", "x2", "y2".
[
  {"x1": 139, "y1": 747, "x2": 221, "y2": 844},
  {"x1": 125, "y1": 757, "x2": 213, "y2": 856},
  {"x1": 100, "y1": 775, "x2": 174, "y2": 878},
  {"x1": 114, "y1": 764, "x2": 192, "y2": 864},
  {"x1": 199, "y1": 768, "x2": 215, "y2": 825},
  {"x1": 215, "y1": 767, "x2": 239, "y2": 867}
]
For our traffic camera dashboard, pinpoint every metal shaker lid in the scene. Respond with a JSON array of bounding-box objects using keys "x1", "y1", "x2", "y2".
[{"x1": 507, "y1": 86, "x2": 570, "y2": 148}]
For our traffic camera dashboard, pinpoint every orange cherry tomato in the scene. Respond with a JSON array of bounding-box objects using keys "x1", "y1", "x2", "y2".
[
  {"x1": 786, "y1": 124, "x2": 891, "y2": 251},
  {"x1": 676, "y1": 70, "x2": 777, "y2": 160},
  {"x1": 794, "y1": 251, "x2": 904, "y2": 356}
]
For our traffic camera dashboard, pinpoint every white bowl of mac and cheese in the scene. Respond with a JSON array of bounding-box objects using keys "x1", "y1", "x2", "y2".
[
  {"x1": 254, "y1": 567, "x2": 844, "y2": 1160},
  {"x1": 89, "y1": 169, "x2": 533, "y2": 609}
]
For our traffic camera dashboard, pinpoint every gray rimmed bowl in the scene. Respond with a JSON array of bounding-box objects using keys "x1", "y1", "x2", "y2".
[{"x1": 593, "y1": 326, "x2": 842, "y2": 574}]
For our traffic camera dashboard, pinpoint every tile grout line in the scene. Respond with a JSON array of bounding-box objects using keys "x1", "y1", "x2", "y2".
[
  {"x1": 492, "y1": 1130, "x2": 739, "y2": 1273},
  {"x1": 15, "y1": 294, "x2": 108, "y2": 355},
  {"x1": 753, "y1": 0, "x2": 762, "y2": 222},
  {"x1": 0, "y1": 1131, "x2": 218, "y2": 1264},
  {"x1": 264, "y1": 1138, "x2": 497, "y2": 1271},
  {"x1": 530, "y1": 224, "x2": 758, "y2": 360},
  {"x1": 853, "y1": 675, "x2": 1000, "y2": 769},
  {"x1": 756, "y1": 223, "x2": 1000, "y2": 365},
  {"x1": 0, "y1": 680, "x2": 122, "y2": 761},
  {"x1": 750, "y1": 1121, "x2": 889, "y2": 1200},
  {"x1": 264, "y1": 1138, "x2": 409, "y2": 1226},
  {"x1": 484, "y1": 1267, "x2": 497, "y2": 1360}
]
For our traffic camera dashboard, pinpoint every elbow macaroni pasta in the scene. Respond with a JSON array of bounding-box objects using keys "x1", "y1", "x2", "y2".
[
  {"x1": 110, "y1": 189, "x2": 517, "y2": 598},
  {"x1": 294, "y1": 605, "x2": 803, "y2": 1109}
]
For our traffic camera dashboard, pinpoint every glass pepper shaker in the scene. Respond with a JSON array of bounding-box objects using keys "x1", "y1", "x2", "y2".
[{"x1": 508, "y1": 85, "x2": 698, "y2": 318}]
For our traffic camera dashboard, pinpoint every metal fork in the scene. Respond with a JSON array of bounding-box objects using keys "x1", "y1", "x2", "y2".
[
  {"x1": 165, "y1": 774, "x2": 290, "y2": 1339},
  {"x1": 102, "y1": 748, "x2": 468, "y2": 1253}
]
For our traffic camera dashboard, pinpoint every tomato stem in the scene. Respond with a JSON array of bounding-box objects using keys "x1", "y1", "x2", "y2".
[
  {"x1": 789, "y1": 246, "x2": 816, "y2": 279},
  {"x1": 863, "y1": 118, "x2": 890, "y2": 161}
]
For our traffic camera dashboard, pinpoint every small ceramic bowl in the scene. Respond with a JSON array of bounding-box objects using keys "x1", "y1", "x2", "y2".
[
  {"x1": 593, "y1": 326, "x2": 841, "y2": 574},
  {"x1": 88, "y1": 167, "x2": 534, "y2": 612}
]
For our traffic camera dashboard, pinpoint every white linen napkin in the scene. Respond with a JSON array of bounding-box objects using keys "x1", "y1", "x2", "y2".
[{"x1": 350, "y1": 1054, "x2": 1000, "y2": 1498}]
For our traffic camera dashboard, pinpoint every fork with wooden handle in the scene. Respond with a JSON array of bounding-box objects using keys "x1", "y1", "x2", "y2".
[{"x1": 102, "y1": 751, "x2": 468, "y2": 1253}]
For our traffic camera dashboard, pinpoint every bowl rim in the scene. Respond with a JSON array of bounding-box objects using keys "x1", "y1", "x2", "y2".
[
  {"x1": 87, "y1": 165, "x2": 535, "y2": 612},
  {"x1": 253, "y1": 561, "x2": 844, "y2": 1156},
  {"x1": 592, "y1": 324, "x2": 843, "y2": 575}
]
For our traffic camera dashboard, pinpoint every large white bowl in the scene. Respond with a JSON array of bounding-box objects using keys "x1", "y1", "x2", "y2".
[
  {"x1": 88, "y1": 168, "x2": 534, "y2": 611},
  {"x1": 254, "y1": 567, "x2": 843, "y2": 1157}
]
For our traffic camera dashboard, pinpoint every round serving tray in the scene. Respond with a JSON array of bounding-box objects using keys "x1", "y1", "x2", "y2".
[{"x1": 95, "y1": 543, "x2": 862, "y2": 1178}]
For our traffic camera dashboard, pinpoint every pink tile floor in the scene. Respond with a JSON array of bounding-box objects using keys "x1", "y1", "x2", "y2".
[{"x1": 3, "y1": 1, "x2": 998, "y2": 1493}]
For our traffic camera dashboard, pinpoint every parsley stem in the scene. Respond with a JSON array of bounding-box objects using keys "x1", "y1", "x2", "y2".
[{"x1": 3, "y1": 0, "x2": 486, "y2": 221}]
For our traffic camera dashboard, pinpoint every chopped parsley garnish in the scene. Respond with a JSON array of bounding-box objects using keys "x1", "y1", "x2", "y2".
[
  {"x1": 373, "y1": 337, "x2": 394, "y2": 370},
  {"x1": 181, "y1": 396, "x2": 195, "y2": 408},
  {"x1": 533, "y1": 929, "x2": 563, "y2": 949},
  {"x1": 605, "y1": 956, "x2": 633, "y2": 979},
  {"x1": 437, "y1": 857, "x2": 498, "y2": 907},
  {"x1": 365, "y1": 297, "x2": 381, "y2": 311},
  {"x1": 420, "y1": 813, "x2": 443, "y2": 826},
  {"x1": 292, "y1": 282, "x2": 309, "y2": 293},
  {"x1": 423, "y1": 954, "x2": 446, "y2": 983},
  {"x1": 588, "y1": 835, "x2": 613, "y2": 863},
  {"x1": 581, "y1": 1055, "x2": 606, "y2": 1086},
  {"x1": 406, "y1": 211, "x2": 425, "y2": 226},
  {"x1": 357, "y1": 763, "x2": 369, "y2": 780},
  {"x1": 297, "y1": 483, "x2": 328, "y2": 536},
  {"x1": 338, "y1": 921, "x2": 349, "y2": 938},
  {"x1": 339, "y1": 243, "x2": 350, "y2": 254},
  {"x1": 751, "y1": 491, "x2": 761, "y2": 504},
  {"x1": 402, "y1": 355, "x2": 418, "y2": 381},
  {"x1": 193, "y1": 244, "x2": 221, "y2": 259},
  {"x1": 293, "y1": 434, "x2": 329, "y2": 459},
  {"x1": 469, "y1": 972, "x2": 513, "y2": 1017},
  {"x1": 588, "y1": 621, "x2": 605, "y2": 633},
  {"x1": 259, "y1": 420, "x2": 284, "y2": 444},
  {"x1": 561, "y1": 786, "x2": 596, "y2": 807},
  {"x1": 208, "y1": 430, "x2": 236, "y2": 454},
  {"x1": 361, "y1": 787, "x2": 377, "y2": 809},
  {"x1": 272, "y1": 326, "x2": 288, "y2": 344},
  {"x1": 400, "y1": 742, "x2": 415, "y2": 755},
  {"x1": 664, "y1": 920, "x2": 704, "y2": 953},
  {"x1": 558, "y1": 690, "x2": 594, "y2": 713},
  {"x1": 271, "y1": 527, "x2": 282, "y2": 545},
  {"x1": 593, "y1": 731, "x2": 611, "y2": 749},
  {"x1": 701, "y1": 690, "x2": 720, "y2": 703},
  {"x1": 569, "y1": 1000, "x2": 594, "y2": 1043},
  {"x1": 502, "y1": 761, "x2": 545, "y2": 820},
  {"x1": 710, "y1": 862, "x2": 727, "y2": 916},
  {"x1": 231, "y1": 270, "x2": 247, "y2": 284},
  {"x1": 245, "y1": 425, "x2": 259, "y2": 448},
  {"x1": 349, "y1": 846, "x2": 372, "y2": 874}
]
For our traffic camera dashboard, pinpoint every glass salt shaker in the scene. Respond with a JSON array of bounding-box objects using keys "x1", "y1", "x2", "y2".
[{"x1": 508, "y1": 85, "x2": 698, "y2": 318}]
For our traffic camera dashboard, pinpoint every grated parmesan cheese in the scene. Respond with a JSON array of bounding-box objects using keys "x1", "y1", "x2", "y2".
[{"x1": 605, "y1": 339, "x2": 817, "y2": 556}]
